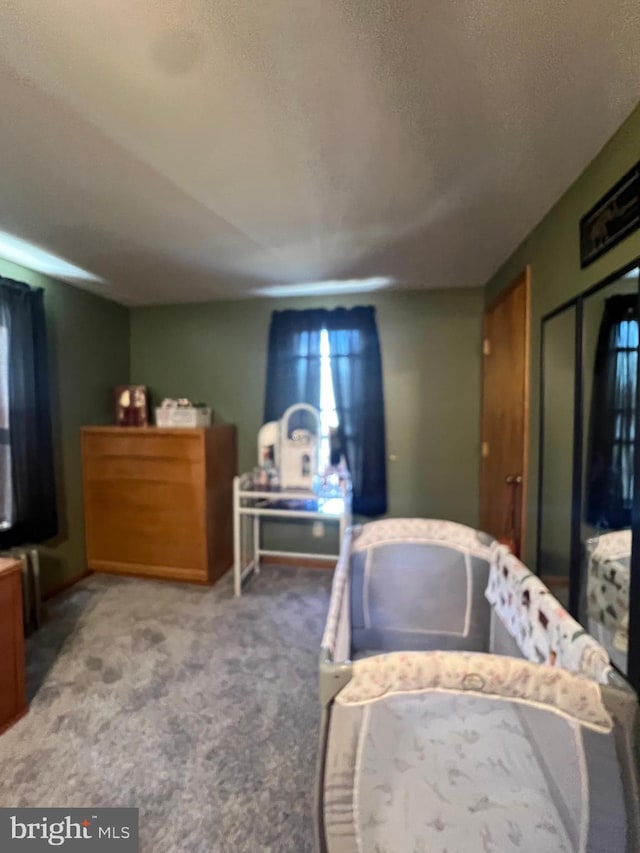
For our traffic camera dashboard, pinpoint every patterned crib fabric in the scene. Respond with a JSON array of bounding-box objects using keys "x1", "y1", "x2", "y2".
[
  {"x1": 320, "y1": 526, "x2": 358, "y2": 659},
  {"x1": 335, "y1": 650, "x2": 612, "y2": 732},
  {"x1": 486, "y1": 546, "x2": 613, "y2": 684},
  {"x1": 351, "y1": 517, "x2": 496, "y2": 558},
  {"x1": 586, "y1": 530, "x2": 631, "y2": 654}
]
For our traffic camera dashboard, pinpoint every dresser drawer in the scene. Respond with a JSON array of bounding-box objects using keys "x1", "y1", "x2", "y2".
[
  {"x1": 85, "y1": 480, "x2": 206, "y2": 572},
  {"x1": 83, "y1": 430, "x2": 203, "y2": 464},
  {"x1": 0, "y1": 561, "x2": 26, "y2": 734},
  {"x1": 83, "y1": 450, "x2": 201, "y2": 486}
]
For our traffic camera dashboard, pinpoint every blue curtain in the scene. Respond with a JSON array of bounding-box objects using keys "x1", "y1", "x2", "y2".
[
  {"x1": 264, "y1": 306, "x2": 387, "y2": 516},
  {"x1": 263, "y1": 309, "x2": 325, "y2": 423},
  {"x1": 0, "y1": 276, "x2": 58, "y2": 548},
  {"x1": 585, "y1": 293, "x2": 638, "y2": 530},
  {"x1": 326, "y1": 307, "x2": 387, "y2": 516}
]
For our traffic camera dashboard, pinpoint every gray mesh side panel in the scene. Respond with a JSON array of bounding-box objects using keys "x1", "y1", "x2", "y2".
[
  {"x1": 322, "y1": 704, "x2": 361, "y2": 853},
  {"x1": 515, "y1": 695, "x2": 629, "y2": 853},
  {"x1": 469, "y1": 555, "x2": 491, "y2": 643},
  {"x1": 350, "y1": 543, "x2": 490, "y2": 654},
  {"x1": 349, "y1": 550, "x2": 366, "y2": 629},
  {"x1": 366, "y1": 543, "x2": 469, "y2": 632},
  {"x1": 514, "y1": 703, "x2": 586, "y2": 851},
  {"x1": 583, "y1": 726, "x2": 628, "y2": 852},
  {"x1": 489, "y1": 610, "x2": 525, "y2": 658},
  {"x1": 601, "y1": 688, "x2": 640, "y2": 853},
  {"x1": 353, "y1": 691, "x2": 574, "y2": 852},
  {"x1": 351, "y1": 649, "x2": 378, "y2": 661},
  {"x1": 334, "y1": 567, "x2": 351, "y2": 664},
  {"x1": 351, "y1": 625, "x2": 489, "y2": 653}
]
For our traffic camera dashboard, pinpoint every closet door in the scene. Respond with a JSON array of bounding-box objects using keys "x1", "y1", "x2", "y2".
[
  {"x1": 538, "y1": 305, "x2": 577, "y2": 609},
  {"x1": 580, "y1": 273, "x2": 638, "y2": 675},
  {"x1": 538, "y1": 262, "x2": 640, "y2": 687}
]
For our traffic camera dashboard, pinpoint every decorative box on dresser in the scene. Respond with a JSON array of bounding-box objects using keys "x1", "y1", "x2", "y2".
[
  {"x1": 81, "y1": 425, "x2": 237, "y2": 584},
  {"x1": 0, "y1": 558, "x2": 27, "y2": 734}
]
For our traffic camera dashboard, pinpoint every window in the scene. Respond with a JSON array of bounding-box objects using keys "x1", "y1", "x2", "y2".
[
  {"x1": 264, "y1": 306, "x2": 387, "y2": 516},
  {"x1": 610, "y1": 315, "x2": 637, "y2": 511},
  {"x1": 586, "y1": 292, "x2": 639, "y2": 530},
  {"x1": 319, "y1": 328, "x2": 339, "y2": 471},
  {"x1": 0, "y1": 276, "x2": 57, "y2": 547}
]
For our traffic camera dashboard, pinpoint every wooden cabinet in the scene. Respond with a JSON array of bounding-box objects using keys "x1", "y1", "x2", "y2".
[
  {"x1": 0, "y1": 558, "x2": 27, "y2": 734},
  {"x1": 82, "y1": 426, "x2": 237, "y2": 584}
]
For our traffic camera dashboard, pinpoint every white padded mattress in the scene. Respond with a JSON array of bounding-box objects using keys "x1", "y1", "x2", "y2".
[{"x1": 354, "y1": 692, "x2": 582, "y2": 852}]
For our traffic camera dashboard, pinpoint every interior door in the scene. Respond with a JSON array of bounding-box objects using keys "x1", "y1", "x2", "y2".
[{"x1": 480, "y1": 268, "x2": 530, "y2": 555}]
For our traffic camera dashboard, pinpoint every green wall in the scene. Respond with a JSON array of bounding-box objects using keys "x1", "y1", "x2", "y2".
[
  {"x1": 5, "y1": 102, "x2": 637, "y2": 590},
  {"x1": 130, "y1": 288, "x2": 484, "y2": 533},
  {"x1": 0, "y1": 259, "x2": 130, "y2": 596},
  {"x1": 485, "y1": 103, "x2": 640, "y2": 568}
]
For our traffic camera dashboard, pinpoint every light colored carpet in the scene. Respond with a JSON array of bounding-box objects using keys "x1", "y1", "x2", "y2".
[{"x1": 0, "y1": 566, "x2": 333, "y2": 852}]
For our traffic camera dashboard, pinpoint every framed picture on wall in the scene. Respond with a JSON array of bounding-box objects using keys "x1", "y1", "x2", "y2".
[
  {"x1": 580, "y1": 161, "x2": 640, "y2": 268},
  {"x1": 114, "y1": 385, "x2": 149, "y2": 427}
]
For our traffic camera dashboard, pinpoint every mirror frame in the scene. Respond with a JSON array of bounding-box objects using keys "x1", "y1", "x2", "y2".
[{"x1": 537, "y1": 256, "x2": 640, "y2": 689}]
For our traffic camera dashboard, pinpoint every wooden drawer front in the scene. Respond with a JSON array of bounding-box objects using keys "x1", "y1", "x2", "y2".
[
  {"x1": 85, "y1": 480, "x2": 205, "y2": 572},
  {"x1": 83, "y1": 451, "x2": 201, "y2": 485},
  {"x1": 0, "y1": 570, "x2": 24, "y2": 729},
  {"x1": 84, "y1": 432, "x2": 202, "y2": 464}
]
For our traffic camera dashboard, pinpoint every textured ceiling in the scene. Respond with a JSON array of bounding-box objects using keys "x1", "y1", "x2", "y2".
[{"x1": 0, "y1": 1, "x2": 638, "y2": 305}]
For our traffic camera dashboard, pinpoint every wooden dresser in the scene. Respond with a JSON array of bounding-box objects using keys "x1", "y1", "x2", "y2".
[
  {"x1": 0, "y1": 558, "x2": 27, "y2": 734},
  {"x1": 82, "y1": 425, "x2": 237, "y2": 584}
]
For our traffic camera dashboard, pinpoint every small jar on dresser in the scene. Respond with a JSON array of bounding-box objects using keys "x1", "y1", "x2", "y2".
[{"x1": 0, "y1": 558, "x2": 27, "y2": 734}]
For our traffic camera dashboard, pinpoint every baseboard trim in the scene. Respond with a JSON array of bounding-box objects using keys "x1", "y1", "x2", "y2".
[
  {"x1": 89, "y1": 560, "x2": 210, "y2": 585},
  {"x1": 44, "y1": 555, "x2": 336, "y2": 597},
  {"x1": 43, "y1": 570, "x2": 92, "y2": 601},
  {"x1": 260, "y1": 554, "x2": 335, "y2": 570}
]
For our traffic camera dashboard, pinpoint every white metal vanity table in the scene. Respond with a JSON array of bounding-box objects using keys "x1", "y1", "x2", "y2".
[{"x1": 233, "y1": 474, "x2": 352, "y2": 596}]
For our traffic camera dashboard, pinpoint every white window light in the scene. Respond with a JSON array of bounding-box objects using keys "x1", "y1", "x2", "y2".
[{"x1": 319, "y1": 328, "x2": 339, "y2": 471}]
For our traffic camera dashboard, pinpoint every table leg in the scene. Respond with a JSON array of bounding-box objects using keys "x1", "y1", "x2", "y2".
[
  {"x1": 254, "y1": 515, "x2": 260, "y2": 575},
  {"x1": 233, "y1": 477, "x2": 241, "y2": 597}
]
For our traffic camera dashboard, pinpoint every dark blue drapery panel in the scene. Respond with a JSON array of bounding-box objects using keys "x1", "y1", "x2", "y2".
[
  {"x1": 585, "y1": 293, "x2": 638, "y2": 530},
  {"x1": 263, "y1": 309, "x2": 325, "y2": 423},
  {"x1": 326, "y1": 307, "x2": 387, "y2": 516},
  {"x1": 0, "y1": 276, "x2": 58, "y2": 548},
  {"x1": 264, "y1": 305, "x2": 387, "y2": 516}
]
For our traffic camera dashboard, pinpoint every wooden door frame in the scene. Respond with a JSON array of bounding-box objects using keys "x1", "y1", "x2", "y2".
[{"x1": 480, "y1": 265, "x2": 531, "y2": 554}]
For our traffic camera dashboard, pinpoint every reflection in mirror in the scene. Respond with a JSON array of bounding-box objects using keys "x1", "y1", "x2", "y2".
[
  {"x1": 581, "y1": 266, "x2": 639, "y2": 674},
  {"x1": 539, "y1": 306, "x2": 576, "y2": 608},
  {"x1": 584, "y1": 529, "x2": 630, "y2": 672}
]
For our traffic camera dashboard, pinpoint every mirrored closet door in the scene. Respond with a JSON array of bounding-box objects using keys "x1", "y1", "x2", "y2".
[
  {"x1": 538, "y1": 260, "x2": 640, "y2": 686},
  {"x1": 538, "y1": 305, "x2": 577, "y2": 610},
  {"x1": 580, "y1": 270, "x2": 638, "y2": 674}
]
